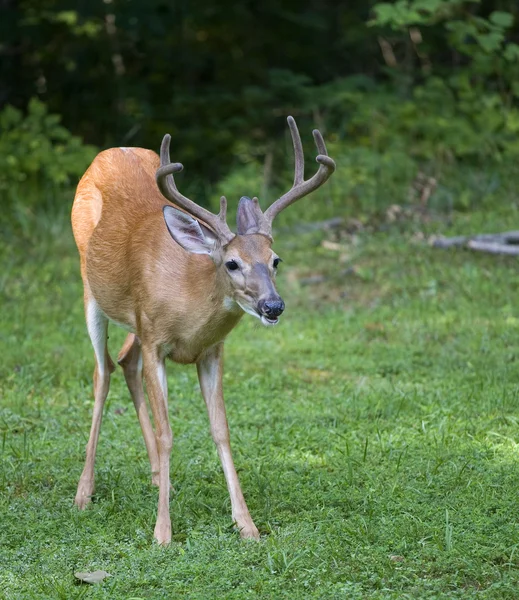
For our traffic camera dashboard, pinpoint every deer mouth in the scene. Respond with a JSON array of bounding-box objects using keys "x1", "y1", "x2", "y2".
[
  {"x1": 235, "y1": 299, "x2": 281, "y2": 326},
  {"x1": 260, "y1": 315, "x2": 279, "y2": 326}
]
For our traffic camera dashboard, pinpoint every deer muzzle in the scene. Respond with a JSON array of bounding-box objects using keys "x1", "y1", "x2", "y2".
[{"x1": 258, "y1": 297, "x2": 285, "y2": 326}]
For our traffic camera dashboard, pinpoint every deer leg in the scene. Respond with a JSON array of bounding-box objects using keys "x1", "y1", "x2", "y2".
[
  {"x1": 75, "y1": 297, "x2": 115, "y2": 509},
  {"x1": 118, "y1": 333, "x2": 160, "y2": 486},
  {"x1": 141, "y1": 345, "x2": 172, "y2": 545},
  {"x1": 197, "y1": 343, "x2": 260, "y2": 540}
]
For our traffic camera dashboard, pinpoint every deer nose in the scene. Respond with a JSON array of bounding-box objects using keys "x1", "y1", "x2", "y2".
[{"x1": 260, "y1": 298, "x2": 285, "y2": 318}]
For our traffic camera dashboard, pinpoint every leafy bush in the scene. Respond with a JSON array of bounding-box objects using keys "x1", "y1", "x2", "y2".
[
  {"x1": 0, "y1": 99, "x2": 97, "y2": 211},
  {"x1": 282, "y1": 0, "x2": 519, "y2": 215},
  {"x1": 212, "y1": 2, "x2": 519, "y2": 220},
  {"x1": 366, "y1": 1, "x2": 519, "y2": 155}
]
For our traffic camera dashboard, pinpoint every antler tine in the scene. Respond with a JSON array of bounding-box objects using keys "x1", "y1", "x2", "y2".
[
  {"x1": 218, "y1": 196, "x2": 228, "y2": 221},
  {"x1": 288, "y1": 115, "x2": 304, "y2": 185},
  {"x1": 159, "y1": 135, "x2": 181, "y2": 188},
  {"x1": 156, "y1": 134, "x2": 234, "y2": 244},
  {"x1": 312, "y1": 128, "x2": 327, "y2": 155},
  {"x1": 312, "y1": 129, "x2": 336, "y2": 170},
  {"x1": 263, "y1": 117, "x2": 336, "y2": 225}
]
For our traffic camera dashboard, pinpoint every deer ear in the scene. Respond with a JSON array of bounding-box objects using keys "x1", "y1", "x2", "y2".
[
  {"x1": 236, "y1": 196, "x2": 263, "y2": 235},
  {"x1": 163, "y1": 206, "x2": 217, "y2": 255}
]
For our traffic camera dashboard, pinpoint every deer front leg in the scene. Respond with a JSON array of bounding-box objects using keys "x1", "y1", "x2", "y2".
[
  {"x1": 141, "y1": 345, "x2": 172, "y2": 545},
  {"x1": 197, "y1": 343, "x2": 260, "y2": 540}
]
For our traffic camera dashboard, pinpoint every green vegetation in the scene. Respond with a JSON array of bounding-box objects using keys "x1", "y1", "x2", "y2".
[
  {"x1": 2, "y1": 1, "x2": 519, "y2": 204},
  {"x1": 0, "y1": 99, "x2": 97, "y2": 213},
  {"x1": 2, "y1": 190, "x2": 519, "y2": 598}
]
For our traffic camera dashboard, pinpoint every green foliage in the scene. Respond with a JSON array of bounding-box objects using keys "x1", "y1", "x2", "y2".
[
  {"x1": 0, "y1": 99, "x2": 97, "y2": 209},
  {"x1": 346, "y1": 79, "x2": 519, "y2": 162},
  {"x1": 323, "y1": 142, "x2": 415, "y2": 213},
  {"x1": 2, "y1": 1, "x2": 519, "y2": 215},
  {"x1": 369, "y1": 0, "x2": 519, "y2": 101},
  {"x1": 215, "y1": 162, "x2": 265, "y2": 211},
  {"x1": 0, "y1": 0, "x2": 377, "y2": 184},
  {"x1": 369, "y1": 0, "x2": 480, "y2": 29},
  {"x1": 295, "y1": 0, "x2": 519, "y2": 215}
]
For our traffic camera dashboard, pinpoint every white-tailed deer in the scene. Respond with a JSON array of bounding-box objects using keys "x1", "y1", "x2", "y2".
[{"x1": 71, "y1": 116, "x2": 335, "y2": 544}]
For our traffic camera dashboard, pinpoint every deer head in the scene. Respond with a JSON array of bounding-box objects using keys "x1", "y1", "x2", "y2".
[{"x1": 156, "y1": 116, "x2": 336, "y2": 326}]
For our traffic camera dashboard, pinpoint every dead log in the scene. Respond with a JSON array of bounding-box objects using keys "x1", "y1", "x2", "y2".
[
  {"x1": 432, "y1": 235, "x2": 468, "y2": 249},
  {"x1": 432, "y1": 231, "x2": 519, "y2": 254},
  {"x1": 467, "y1": 240, "x2": 519, "y2": 255}
]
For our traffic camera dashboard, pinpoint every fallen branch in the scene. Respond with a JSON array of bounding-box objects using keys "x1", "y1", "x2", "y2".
[
  {"x1": 432, "y1": 231, "x2": 519, "y2": 255},
  {"x1": 467, "y1": 240, "x2": 519, "y2": 255},
  {"x1": 432, "y1": 235, "x2": 468, "y2": 249}
]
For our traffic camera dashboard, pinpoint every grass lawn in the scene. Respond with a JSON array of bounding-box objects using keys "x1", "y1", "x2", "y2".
[{"x1": 2, "y1": 201, "x2": 519, "y2": 598}]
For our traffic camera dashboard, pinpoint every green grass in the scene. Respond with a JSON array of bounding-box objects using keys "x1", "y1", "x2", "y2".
[{"x1": 2, "y1": 198, "x2": 519, "y2": 599}]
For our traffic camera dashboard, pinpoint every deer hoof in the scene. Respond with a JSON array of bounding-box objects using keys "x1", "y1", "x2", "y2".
[
  {"x1": 239, "y1": 523, "x2": 260, "y2": 540},
  {"x1": 74, "y1": 480, "x2": 94, "y2": 509},
  {"x1": 154, "y1": 521, "x2": 172, "y2": 546}
]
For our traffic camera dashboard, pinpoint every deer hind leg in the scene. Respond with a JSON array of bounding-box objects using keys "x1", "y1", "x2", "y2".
[
  {"x1": 117, "y1": 333, "x2": 160, "y2": 485},
  {"x1": 75, "y1": 296, "x2": 115, "y2": 509},
  {"x1": 140, "y1": 345, "x2": 172, "y2": 545}
]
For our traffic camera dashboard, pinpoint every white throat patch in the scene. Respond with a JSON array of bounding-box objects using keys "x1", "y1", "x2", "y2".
[{"x1": 223, "y1": 296, "x2": 240, "y2": 312}]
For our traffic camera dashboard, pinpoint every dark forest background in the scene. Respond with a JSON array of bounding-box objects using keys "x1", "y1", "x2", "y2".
[{"x1": 1, "y1": 0, "x2": 519, "y2": 222}]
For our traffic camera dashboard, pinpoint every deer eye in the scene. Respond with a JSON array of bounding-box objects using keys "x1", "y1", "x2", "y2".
[
  {"x1": 226, "y1": 260, "x2": 239, "y2": 271},
  {"x1": 273, "y1": 257, "x2": 282, "y2": 268}
]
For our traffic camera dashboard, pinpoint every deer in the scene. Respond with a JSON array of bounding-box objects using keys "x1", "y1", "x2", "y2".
[{"x1": 71, "y1": 116, "x2": 336, "y2": 544}]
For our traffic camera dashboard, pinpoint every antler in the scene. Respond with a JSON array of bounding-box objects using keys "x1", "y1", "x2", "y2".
[
  {"x1": 263, "y1": 116, "x2": 336, "y2": 226},
  {"x1": 156, "y1": 134, "x2": 235, "y2": 244}
]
